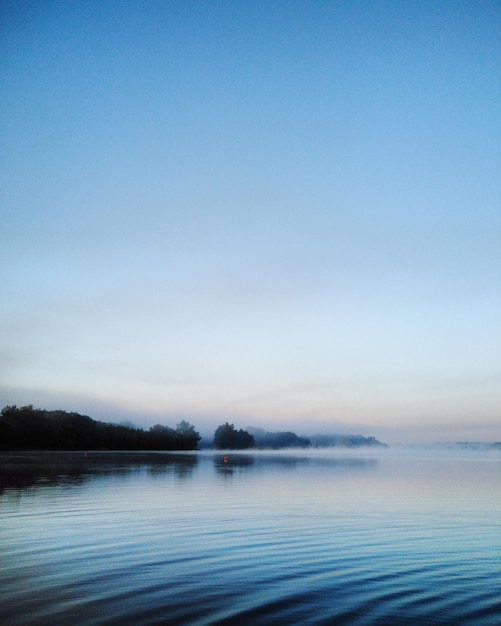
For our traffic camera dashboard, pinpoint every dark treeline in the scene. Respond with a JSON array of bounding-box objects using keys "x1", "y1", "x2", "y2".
[
  {"x1": 308, "y1": 434, "x2": 387, "y2": 448},
  {"x1": 247, "y1": 427, "x2": 311, "y2": 449},
  {"x1": 248, "y1": 429, "x2": 386, "y2": 449},
  {"x1": 0, "y1": 405, "x2": 201, "y2": 451},
  {"x1": 211, "y1": 424, "x2": 386, "y2": 450},
  {"x1": 0, "y1": 405, "x2": 387, "y2": 451},
  {"x1": 213, "y1": 422, "x2": 255, "y2": 449}
]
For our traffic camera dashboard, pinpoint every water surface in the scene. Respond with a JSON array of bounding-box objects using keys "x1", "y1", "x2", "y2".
[{"x1": 1, "y1": 448, "x2": 500, "y2": 625}]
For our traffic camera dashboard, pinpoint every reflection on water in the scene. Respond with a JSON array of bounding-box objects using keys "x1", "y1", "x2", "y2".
[
  {"x1": 212, "y1": 452, "x2": 378, "y2": 479},
  {"x1": 214, "y1": 453, "x2": 255, "y2": 477},
  {"x1": 0, "y1": 451, "x2": 198, "y2": 493},
  {"x1": 1, "y1": 449, "x2": 500, "y2": 626},
  {"x1": 0, "y1": 451, "x2": 378, "y2": 489}
]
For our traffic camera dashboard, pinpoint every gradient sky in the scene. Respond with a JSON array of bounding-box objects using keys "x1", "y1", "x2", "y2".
[{"x1": 1, "y1": 0, "x2": 500, "y2": 443}]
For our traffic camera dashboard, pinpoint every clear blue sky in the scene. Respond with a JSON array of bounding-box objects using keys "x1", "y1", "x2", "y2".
[{"x1": 1, "y1": 0, "x2": 500, "y2": 443}]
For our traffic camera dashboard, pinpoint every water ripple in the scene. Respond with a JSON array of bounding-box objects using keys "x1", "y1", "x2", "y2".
[{"x1": 1, "y1": 450, "x2": 500, "y2": 625}]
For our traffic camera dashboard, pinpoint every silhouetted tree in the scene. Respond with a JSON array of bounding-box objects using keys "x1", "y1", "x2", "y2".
[
  {"x1": 213, "y1": 422, "x2": 254, "y2": 449},
  {"x1": 175, "y1": 420, "x2": 201, "y2": 449}
]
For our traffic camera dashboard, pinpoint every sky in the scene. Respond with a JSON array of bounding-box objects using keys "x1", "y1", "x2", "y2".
[{"x1": 1, "y1": 0, "x2": 500, "y2": 444}]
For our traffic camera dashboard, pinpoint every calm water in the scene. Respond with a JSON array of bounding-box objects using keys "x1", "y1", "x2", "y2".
[{"x1": 1, "y1": 448, "x2": 500, "y2": 625}]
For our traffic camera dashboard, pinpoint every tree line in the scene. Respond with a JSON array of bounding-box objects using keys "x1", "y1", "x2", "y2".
[
  {"x1": 0, "y1": 406, "x2": 386, "y2": 451},
  {"x1": 211, "y1": 423, "x2": 386, "y2": 449},
  {"x1": 0, "y1": 405, "x2": 201, "y2": 451}
]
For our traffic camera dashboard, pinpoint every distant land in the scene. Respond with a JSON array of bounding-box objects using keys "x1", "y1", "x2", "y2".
[
  {"x1": 1, "y1": 405, "x2": 389, "y2": 451},
  {"x1": 246, "y1": 427, "x2": 388, "y2": 449},
  {"x1": 0, "y1": 405, "x2": 201, "y2": 451},
  {"x1": 5, "y1": 405, "x2": 498, "y2": 452},
  {"x1": 199, "y1": 425, "x2": 388, "y2": 449},
  {"x1": 444, "y1": 442, "x2": 500, "y2": 451}
]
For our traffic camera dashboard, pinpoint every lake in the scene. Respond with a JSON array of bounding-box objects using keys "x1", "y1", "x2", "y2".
[{"x1": 1, "y1": 448, "x2": 500, "y2": 625}]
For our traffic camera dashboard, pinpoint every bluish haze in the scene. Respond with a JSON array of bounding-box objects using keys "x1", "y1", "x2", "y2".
[{"x1": 1, "y1": 1, "x2": 500, "y2": 443}]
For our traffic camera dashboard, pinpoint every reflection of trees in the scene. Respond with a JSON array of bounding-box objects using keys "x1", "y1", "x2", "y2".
[
  {"x1": 213, "y1": 454, "x2": 255, "y2": 477},
  {"x1": 210, "y1": 453, "x2": 378, "y2": 485},
  {"x1": 0, "y1": 452, "x2": 198, "y2": 494},
  {"x1": 252, "y1": 455, "x2": 377, "y2": 470},
  {"x1": 146, "y1": 454, "x2": 198, "y2": 480},
  {"x1": 0, "y1": 451, "x2": 379, "y2": 494},
  {"x1": 212, "y1": 452, "x2": 377, "y2": 477}
]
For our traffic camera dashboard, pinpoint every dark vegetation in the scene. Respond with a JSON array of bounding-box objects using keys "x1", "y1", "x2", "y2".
[
  {"x1": 242, "y1": 428, "x2": 386, "y2": 449},
  {"x1": 247, "y1": 427, "x2": 311, "y2": 449},
  {"x1": 213, "y1": 422, "x2": 254, "y2": 449},
  {"x1": 212, "y1": 424, "x2": 386, "y2": 450},
  {"x1": 308, "y1": 434, "x2": 387, "y2": 448},
  {"x1": 0, "y1": 405, "x2": 201, "y2": 451},
  {"x1": 0, "y1": 405, "x2": 387, "y2": 452}
]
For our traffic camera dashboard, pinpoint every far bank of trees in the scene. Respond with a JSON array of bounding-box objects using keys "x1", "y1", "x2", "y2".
[
  {"x1": 213, "y1": 423, "x2": 254, "y2": 449},
  {"x1": 308, "y1": 434, "x2": 386, "y2": 448},
  {"x1": 211, "y1": 424, "x2": 386, "y2": 449},
  {"x1": 0, "y1": 405, "x2": 201, "y2": 451},
  {"x1": 247, "y1": 427, "x2": 310, "y2": 449},
  {"x1": 0, "y1": 405, "x2": 386, "y2": 451}
]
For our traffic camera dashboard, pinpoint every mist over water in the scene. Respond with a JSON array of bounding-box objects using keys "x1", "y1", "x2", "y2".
[{"x1": 1, "y1": 447, "x2": 500, "y2": 625}]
